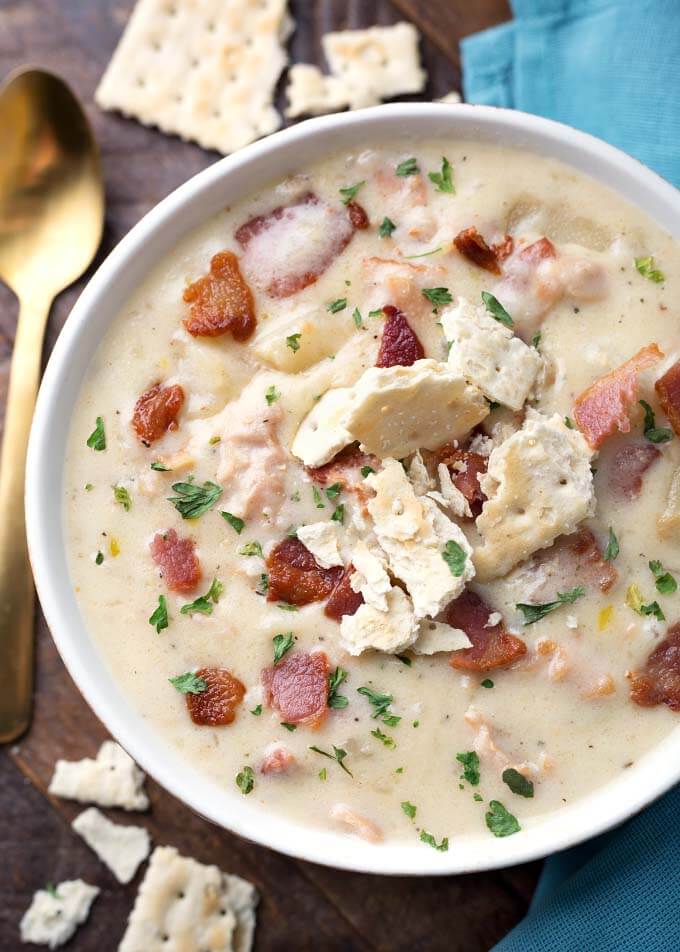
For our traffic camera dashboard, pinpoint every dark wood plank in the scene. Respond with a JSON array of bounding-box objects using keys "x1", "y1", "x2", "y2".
[{"x1": 0, "y1": 1, "x2": 538, "y2": 949}]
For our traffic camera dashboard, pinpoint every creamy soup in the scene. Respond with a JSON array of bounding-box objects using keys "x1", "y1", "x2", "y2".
[{"x1": 64, "y1": 140, "x2": 680, "y2": 850}]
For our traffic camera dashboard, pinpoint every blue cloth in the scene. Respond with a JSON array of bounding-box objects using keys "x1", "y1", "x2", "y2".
[
  {"x1": 462, "y1": 0, "x2": 680, "y2": 187},
  {"x1": 462, "y1": 2, "x2": 680, "y2": 948}
]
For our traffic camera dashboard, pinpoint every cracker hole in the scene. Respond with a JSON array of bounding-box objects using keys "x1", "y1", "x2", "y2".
[
  {"x1": 206, "y1": 20, "x2": 216, "y2": 32},
  {"x1": 165, "y1": 4, "x2": 177, "y2": 15},
  {"x1": 136, "y1": 77, "x2": 146, "y2": 88},
  {"x1": 151, "y1": 40, "x2": 161, "y2": 51}
]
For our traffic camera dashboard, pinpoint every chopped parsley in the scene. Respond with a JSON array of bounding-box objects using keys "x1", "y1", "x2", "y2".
[
  {"x1": 221, "y1": 511, "x2": 245, "y2": 534},
  {"x1": 361, "y1": 465, "x2": 375, "y2": 478},
  {"x1": 150, "y1": 461, "x2": 170, "y2": 471},
  {"x1": 256, "y1": 573, "x2": 269, "y2": 595},
  {"x1": 357, "y1": 686, "x2": 401, "y2": 726},
  {"x1": 485, "y1": 800, "x2": 521, "y2": 837},
  {"x1": 325, "y1": 482, "x2": 342, "y2": 500},
  {"x1": 250, "y1": 704, "x2": 262, "y2": 716},
  {"x1": 309, "y1": 744, "x2": 353, "y2": 776},
  {"x1": 169, "y1": 671, "x2": 207, "y2": 694},
  {"x1": 473, "y1": 793, "x2": 484, "y2": 802},
  {"x1": 339, "y1": 181, "x2": 365, "y2": 205},
  {"x1": 113, "y1": 485, "x2": 132, "y2": 511},
  {"x1": 564, "y1": 416, "x2": 575, "y2": 430},
  {"x1": 168, "y1": 479, "x2": 222, "y2": 519},
  {"x1": 422, "y1": 287, "x2": 453, "y2": 311},
  {"x1": 371, "y1": 727, "x2": 396, "y2": 749},
  {"x1": 481, "y1": 291, "x2": 513, "y2": 327},
  {"x1": 281, "y1": 722, "x2": 296, "y2": 732},
  {"x1": 328, "y1": 666, "x2": 349, "y2": 709},
  {"x1": 627, "y1": 584, "x2": 665, "y2": 620},
  {"x1": 604, "y1": 527, "x2": 619, "y2": 561},
  {"x1": 401, "y1": 801, "x2": 417, "y2": 820},
  {"x1": 312, "y1": 486, "x2": 325, "y2": 509},
  {"x1": 95, "y1": 551, "x2": 104, "y2": 566},
  {"x1": 516, "y1": 586, "x2": 585, "y2": 626},
  {"x1": 404, "y1": 246, "x2": 443, "y2": 259},
  {"x1": 456, "y1": 751, "x2": 480, "y2": 786},
  {"x1": 481, "y1": 678, "x2": 494, "y2": 689},
  {"x1": 273, "y1": 632, "x2": 295, "y2": 664},
  {"x1": 368, "y1": 308, "x2": 384, "y2": 318},
  {"x1": 236, "y1": 765, "x2": 254, "y2": 795},
  {"x1": 318, "y1": 768, "x2": 327, "y2": 781},
  {"x1": 379, "y1": 216, "x2": 396, "y2": 238},
  {"x1": 442, "y1": 540, "x2": 467, "y2": 577},
  {"x1": 502, "y1": 768, "x2": 534, "y2": 798},
  {"x1": 286, "y1": 333, "x2": 301, "y2": 352},
  {"x1": 265, "y1": 385, "x2": 280, "y2": 405},
  {"x1": 331, "y1": 503, "x2": 345, "y2": 524},
  {"x1": 86, "y1": 416, "x2": 106, "y2": 451},
  {"x1": 180, "y1": 578, "x2": 223, "y2": 616},
  {"x1": 639, "y1": 399, "x2": 673, "y2": 443},
  {"x1": 420, "y1": 830, "x2": 448, "y2": 851},
  {"x1": 396, "y1": 654, "x2": 412, "y2": 666},
  {"x1": 278, "y1": 603, "x2": 299, "y2": 612},
  {"x1": 352, "y1": 307, "x2": 363, "y2": 328},
  {"x1": 428, "y1": 156, "x2": 455, "y2": 194},
  {"x1": 45, "y1": 883, "x2": 60, "y2": 899},
  {"x1": 531, "y1": 331, "x2": 541, "y2": 348},
  {"x1": 635, "y1": 255, "x2": 665, "y2": 283},
  {"x1": 239, "y1": 540, "x2": 263, "y2": 558},
  {"x1": 149, "y1": 595, "x2": 169, "y2": 633},
  {"x1": 84, "y1": 483, "x2": 94, "y2": 491},
  {"x1": 327, "y1": 298, "x2": 347, "y2": 314},
  {"x1": 649, "y1": 559, "x2": 677, "y2": 594},
  {"x1": 396, "y1": 157, "x2": 419, "y2": 177}
]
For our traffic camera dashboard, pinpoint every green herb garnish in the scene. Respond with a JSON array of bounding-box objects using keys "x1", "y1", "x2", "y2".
[
  {"x1": 256, "y1": 572, "x2": 269, "y2": 595},
  {"x1": 442, "y1": 540, "x2": 467, "y2": 577},
  {"x1": 239, "y1": 540, "x2": 263, "y2": 558},
  {"x1": 180, "y1": 578, "x2": 223, "y2": 616},
  {"x1": 221, "y1": 511, "x2": 245, "y2": 534},
  {"x1": 564, "y1": 416, "x2": 575, "y2": 430},
  {"x1": 639, "y1": 399, "x2": 673, "y2": 443},
  {"x1": 281, "y1": 722, "x2": 296, "y2": 732},
  {"x1": 531, "y1": 331, "x2": 541, "y2": 348},
  {"x1": 327, "y1": 298, "x2": 347, "y2": 314},
  {"x1": 357, "y1": 686, "x2": 400, "y2": 726},
  {"x1": 236, "y1": 765, "x2": 254, "y2": 795},
  {"x1": 149, "y1": 595, "x2": 169, "y2": 633},
  {"x1": 371, "y1": 727, "x2": 396, "y2": 748},
  {"x1": 456, "y1": 751, "x2": 480, "y2": 786},
  {"x1": 286, "y1": 333, "x2": 301, "y2": 352},
  {"x1": 361, "y1": 465, "x2": 375, "y2": 478},
  {"x1": 516, "y1": 586, "x2": 585, "y2": 626},
  {"x1": 250, "y1": 704, "x2": 262, "y2": 716},
  {"x1": 604, "y1": 527, "x2": 619, "y2": 561},
  {"x1": 325, "y1": 483, "x2": 342, "y2": 500},
  {"x1": 502, "y1": 768, "x2": 534, "y2": 798},
  {"x1": 273, "y1": 632, "x2": 295, "y2": 664},
  {"x1": 420, "y1": 830, "x2": 448, "y2": 851},
  {"x1": 396, "y1": 157, "x2": 419, "y2": 177},
  {"x1": 328, "y1": 666, "x2": 349, "y2": 709},
  {"x1": 150, "y1": 461, "x2": 170, "y2": 471},
  {"x1": 309, "y1": 744, "x2": 353, "y2": 776},
  {"x1": 339, "y1": 181, "x2": 365, "y2": 205},
  {"x1": 635, "y1": 256, "x2": 665, "y2": 283},
  {"x1": 168, "y1": 479, "x2": 222, "y2": 519},
  {"x1": 86, "y1": 416, "x2": 106, "y2": 451},
  {"x1": 649, "y1": 559, "x2": 677, "y2": 594},
  {"x1": 486, "y1": 800, "x2": 521, "y2": 837},
  {"x1": 352, "y1": 307, "x2": 363, "y2": 328},
  {"x1": 331, "y1": 504, "x2": 345, "y2": 524},
  {"x1": 379, "y1": 216, "x2": 396, "y2": 238},
  {"x1": 169, "y1": 671, "x2": 207, "y2": 694},
  {"x1": 401, "y1": 801, "x2": 417, "y2": 820},
  {"x1": 422, "y1": 287, "x2": 453, "y2": 310},
  {"x1": 312, "y1": 486, "x2": 325, "y2": 509},
  {"x1": 95, "y1": 551, "x2": 104, "y2": 566},
  {"x1": 481, "y1": 291, "x2": 513, "y2": 328},
  {"x1": 265, "y1": 385, "x2": 280, "y2": 405},
  {"x1": 481, "y1": 678, "x2": 494, "y2": 689},
  {"x1": 428, "y1": 156, "x2": 455, "y2": 194}
]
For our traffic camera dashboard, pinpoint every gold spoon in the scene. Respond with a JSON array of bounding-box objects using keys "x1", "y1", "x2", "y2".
[{"x1": 0, "y1": 68, "x2": 104, "y2": 742}]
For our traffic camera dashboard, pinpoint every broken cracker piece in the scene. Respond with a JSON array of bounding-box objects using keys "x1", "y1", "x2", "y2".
[
  {"x1": 118, "y1": 845, "x2": 258, "y2": 952},
  {"x1": 20, "y1": 880, "x2": 99, "y2": 949},
  {"x1": 95, "y1": 0, "x2": 292, "y2": 154},
  {"x1": 48, "y1": 740, "x2": 149, "y2": 811},
  {"x1": 72, "y1": 807, "x2": 151, "y2": 884}
]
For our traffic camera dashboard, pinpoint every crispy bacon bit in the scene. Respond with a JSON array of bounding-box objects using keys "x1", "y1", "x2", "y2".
[
  {"x1": 185, "y1": 667, "x2": 245, "y2": 726},
  {"x1": 630, "y1": 623, "x2": 680, "y2": 712},
  {"x1": 235, "y1": 192, "x2": 354, "y2": 299},
  {"x1": 150, "y1": 529, "x2": 201, "y2": 593},
  {"x1": 437, "y1": 445, "x2": 488, "y2": 516},
  {"x1": 132, "y1": 383, "x2": 185, "y2": 444},
  {"x1": 453, "y1": 226, "x2": 502, "y2": 275},
  {"x1": 608, "y1": 441, "x2": 660, "y2": 499},
  {"x1": 347, "y1": 201, "x2": 369, "y2": 230},
  {"x1": 655, "y1": 359, "x2": 680, "y2": 436},
  {"x1": 183, "y1": 251, "x2": 256, "y2": 341},
  {"x1": 262, "y1": 651, "x2": 329, "y2": 726},
  {"x1": 260, "y1": 746, "x2": 296, "y2": 775},
  {"x1": 324, "y1": 566, "x2": 364, "y2": 621},
  {"x1": 447, "y1": 591, "x2": 526, "y2": 671},
  {"x1": 266, "y1": 537, "x2": 342, "y2": 606},
  {"x1": 493, "y1": 235, "x2": 515, "y2": 262},
  {"x1": 308, "y1": 444, "x2": 380, "y2": 493},
  {"x1": 519, "y1": 237, "x2": 556, "y2": 264},
  {"x1": 376, "y1": 305, "x2": 425, "y2": 368},
  {"x1": 529, "y1": 528, "x2": 617, "y2": 601},
  {"x1": 573, "y1": 343, "x2": 664, "y2": 449}
]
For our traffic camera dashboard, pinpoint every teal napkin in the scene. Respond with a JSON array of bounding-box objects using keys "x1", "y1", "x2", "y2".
[
  {"x1": 462, "y1": 2, "x2": 680, "y2": 948},
  {"x1": 462, "y1": 0, "x2": 680, "y2": 187}
]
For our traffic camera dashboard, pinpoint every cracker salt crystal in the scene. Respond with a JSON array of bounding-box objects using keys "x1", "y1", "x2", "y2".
[
  {"x1": 118, "y1": 845, "x2": 258, "y2": 952},
  {"x1": 48, "y1": 740, "x2": 149, "y2": 811},
  {"x1": 72, "y1": 807, "x2": 151, "y2": 884},
  {"x1": 285, "y1": 22, "x2": 426, "y2": 117},
  {"x1": 20, "y1": 880, "x2": 99, "y2": 949},
  {"x1": 95, "y1": 0, "x2": 292, "y2": 154}
]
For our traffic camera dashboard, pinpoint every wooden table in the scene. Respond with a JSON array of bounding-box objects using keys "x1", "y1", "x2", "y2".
[{"x1": 0, "y1": 2, "x2": 543, "y2": 949}]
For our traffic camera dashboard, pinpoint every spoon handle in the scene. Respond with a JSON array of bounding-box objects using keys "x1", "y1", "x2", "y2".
[{"x1": 0, "y1": 294, "x2": 51, "y2": 742}]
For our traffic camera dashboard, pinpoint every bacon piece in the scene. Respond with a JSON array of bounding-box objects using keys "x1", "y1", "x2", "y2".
[
  {"x1": 494, "y1": 235, "x2": 515, "y2": 262},
  {"x1": 183, "y1": 251, "x2": 256, "y2": 341},
  {"x1": 150, "y1": 529, "x2": 201, "y2": 593},
  {"x1": 185, "y1": 667, "x2": 245, "y2": 726},
  {"x1": 519, "y1": 237, "x2": 556, "y2": 264},
  {"x1": 453, "y1": 226, "x2": 503, "y2": 275},
  {"x1": 529, "y1": 528, "x2": 617, "y2": 601},
  {"x1": 630, "y1": 623, "x2": 680, "y2": 712},
  {"x1": 608, "y1": 441, "x2": 660, "y2": 499},
  {"x1": 330, "y1": 803, "x2": 382, "y2": 843},
  {"x1": 262, "y1": 650, "x2": 329, "y2": 726},
  {"x1": 447, "y1": 591, "x2": 526, "y2": 671},
  {"x1": 375, "y1": 305, "x2": 425, "y2": 368},
  {"x1": 437, "y1": 445, "x2": 488, "y2": 516},
  {"x1": 308, "y1": 444, "x2": 380, "y2": 494},
  {"x1": 347, "y1": 201, "x2": 369, "y2": 230},
  {"x1": 132, "y1": 383, "x2": 185, "y2": 444},
  {"x1": 573, "y1": 343, "x2": 664, "y2": 449},
  {"x1": 260, "y1": 746, "x2": 296, "y2": 775},
  {"x1": 266, "y1": 537, "x2": 342, "y2": 606},
  {"x1": 324, "y1": 566, "x2": 364, "y2": 621},
  {"x1": 235, "y1": 192, "x2": 354, "y2": 299},
  {"x1": 655, "y1": 359, "x2": 680, "y2": 436}
]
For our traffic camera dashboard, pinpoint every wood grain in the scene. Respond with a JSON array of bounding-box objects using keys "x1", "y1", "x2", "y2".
[{"x1": 0, "y1": 2, "x2": 536, "y2": 950}]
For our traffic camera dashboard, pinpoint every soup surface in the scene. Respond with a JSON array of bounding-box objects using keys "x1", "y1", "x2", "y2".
[{"x1": 64, "y1": 139, "x2": 680, "y2": 850}]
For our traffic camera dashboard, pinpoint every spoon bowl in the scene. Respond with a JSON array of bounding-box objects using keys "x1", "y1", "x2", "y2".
[{"x1": 0, "y1": 68, "x2": 104, "y2": 742}]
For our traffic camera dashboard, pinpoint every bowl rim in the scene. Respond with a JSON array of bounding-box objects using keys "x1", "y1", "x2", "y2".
[{"x1": 26, "y1": 102, "x2": 680, "y2": 875}]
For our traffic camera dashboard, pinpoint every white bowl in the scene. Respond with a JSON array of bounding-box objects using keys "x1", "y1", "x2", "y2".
[{"x1": 26, "y1": 104, "x2": 680, "y2": 875}]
